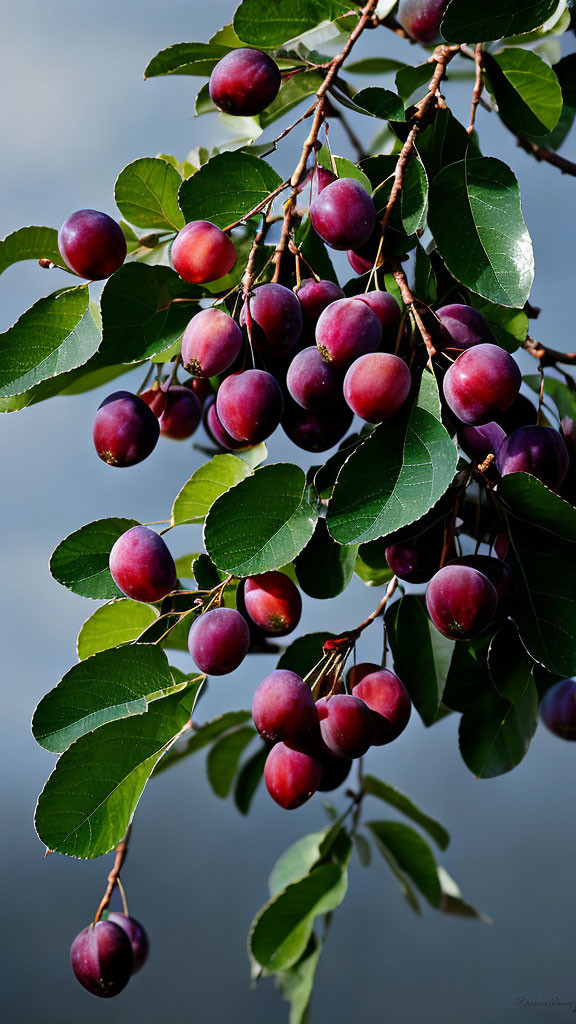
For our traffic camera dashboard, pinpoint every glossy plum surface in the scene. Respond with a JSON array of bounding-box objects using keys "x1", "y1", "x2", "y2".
[
  {"x1": 93, "y1": 391, "x2": 160, "y2": 467},
  {"x1": 496, "y1": 425, "x2": 569, "y2": 490},
  {"x1": 296, "y1": 278, "x2": 345, "y2": 327},
  {"x1": 316, "y1": 694, "x2": 374, "y2": 759},
  {"x1": 426, "y1": 564, "x2": 498, "y2": 640},
  {"x1": 282, "y1": 398, "x2": 353, "y2": 452},
  {"x1": 70, "y1": 921, "x2": 133, "y2": 998},
  {"x1": 109, "y1": 526, "x2": 177, "y2": 604},
  {"x1": 187, "y1": 607, "x2": 250, "y2": 675},
  {"x1": 209, "y1": 48, "x2": 280, "y2": 115},
  {"x1": 316, "y1": 297, "x2": 381, "y2": 367},
  {"x1": 107, "y1": 913, "x2": 149, "y2": 973},
  {"x1": 181, "y1": 308, "x2": 243, "y2": 378},
  {"x1": 344, "y1": 352, "x2": 411, "y2": 422},
  {"x1": 171, "y1": 221, "x2": 236, "y2": 284},
  {"x1": 310, "y1": 178, "x2": 376, "y2": 251},
  {"x1": 241, "y1": 283, "x2": 302, "y2": 355},
  {"x1": 443, "y1": 343, "x2": 521, "y2": 425},
  {"x1": 352, "y1": 668, "x2": 412, "y2": 744},
  {"x1": 264, "y1": 742, "x2": 322, "y2": 809},
  {"x1": 286, "y1": 346, "x2": 342, "y2": 411},
  {"x1": 397, "y1": 0, "x2": 449, "y2": 43},
  {"x1": 252, "y1": 669, "x2": 317, "y2": 743},
  {"x1": 436, "y1": 303, "x2": 496, "y2": 350},
  {"x1": 540, "y1": 679, "x2": 576, "y2": 740},
  {"x1": 244, "y1": 571, "x2": 302, "y2": 636},
  {"x1": 58, "y1": 209, "x2": 126, "y2": 280},
  {"x1": 216, "y1": 369, "x2": 283, "y2": 444}
]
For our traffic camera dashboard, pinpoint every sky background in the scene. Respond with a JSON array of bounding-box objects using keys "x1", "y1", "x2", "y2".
[{"x1": 1, "y1": 3, "x2": 575, "y2": 1022}]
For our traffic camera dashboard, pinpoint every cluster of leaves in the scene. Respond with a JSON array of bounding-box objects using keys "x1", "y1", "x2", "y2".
[{"x1": 2, "y1": 0, "x2": 576, "y2": 1019}]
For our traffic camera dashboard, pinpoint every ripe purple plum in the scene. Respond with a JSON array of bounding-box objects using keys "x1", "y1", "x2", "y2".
[
  {"x1": 107, "y1": 913, "x2": 149, "y2": 973},
  {"x1": 171, "y1": 221, "x2": 236, "y2": 284},
  {"x1": 316, "y1": 694, "x2": 374, "y2": 759},
  {"x1": 352, "y1": 668, "x2": 412, "y2": 744},
  {"x1": 296, "y1": 166, "x2": 337, "y2": 210},
  {"x1": 93, "y1": 391, "x2": 160, "y2": 467},
  {"x1": 209, "y1": 48, "x2": 280, "y2": 116},
  {"x1": 142, "y1": 385, "x2": 201, "y2": 440},
  {"x1": 109, "y1": 526, "x2": 177, "y2": 604},
  {"x1": 241, "y1": 283, "x2": 303, "y2": 355},
  {"x1": 397, "y1": 0, "x2": 449, "y2": 43},
  {"x1": 264, "y1": 742, "x2": 322, "y2": 809},
  {"x1": 458, "y1": 421, "x2": 506, "y2": 461},
  {"x1": 70, "y1": 920, "x2": 133, "y2": 998},
  {"x1": 187, "y1": 607, "x2": 250, "y2": 675},
  {"x1": 216, "y1": 369, "x2": 283, "y2": 444},
  {"x1": 286, "y1": 346, "x2": 342, "y2": 412},
  {"x1": 296, "y1": 278, "x2": 345, "y2": 327},
  {"x1": 58, "y1": 209, "x2": 126, "y2": 280},
  {"x1": 344, "y1": 352, "x2": 411, "y2": 422},
  {"x1": 443, "y1": 343, "x2": 521, "y2": 425},
  {"x1": 540, "y1": 679, "x2": 576, "y2": 740},
  {"x1": 436, "y1": 303, "x2": 496, "y2": 350},
  {"x1": 205, "y1": 398, "x2": 251, "y2": 451},
  {"x1": 496, "y1": 425, "x2": 569, "y2": 490},
  {"x1": 449, "y1": 554, "x2": 514, "y2": 615},
  {"x1": 317, "y1": 753, "x2": 352, "y2": 792},
  {"x1": 181, "y1": 308, "x2": 243, "y2": 378},
  {"x1": 352, "y1": 290, "x2": 401, "y2": 346},
  {"x1": 282, "y1": 398, "x2": 353, "y2": 452},
  {"x1": 347, "y1": 662, "x2": 380, "y2": 689},
  {"x1": 385, "y1": 528, "x2": 445, "y2": 584},
  {"x1": 310, "y1": 178, "x2": 376, "y2": 251},
  {"x1": 426, "y1": 564, "x2": 498, "y2": 640},
  {"x1": 244, "y1": 571, "x2": 302, "y2": 636},
  {"x1": 252, "y1": 670, "x2": 317, "y2": 742},
  {"x1": 316, "y1": 297, "x2": 381, "y2": 367}
]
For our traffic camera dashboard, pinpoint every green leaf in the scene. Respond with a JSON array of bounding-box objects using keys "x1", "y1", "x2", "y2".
[
  {"x1": 152, "y1": 709, "x2": 252, "y2": 775},
  {"x1": 395, "y1": 63, "x2": 431, "y2": 104},
  {"x1": 417, "y1": 108, "x2": 473, "y2": 183},
  {"x1": 233, "y1": 0, "x2": 352, "y2": 48},
  {"x1": 367, "y1": 821, "x2": 442, "y2": 907},
  {"x1": 295, "y1": 519, "x2": 357, "y2": 600},
  {"x1": 385, "y1": 595, "x2": 454, "y2": 725},
  {"x1": 234, "y1": 746, "x2": 267, "y2": 815},
  {"x1": 428, "y1": 156, "x2": 534, "y2": 308},
  {"x1": 144, "y1": 41, "x2": 231, "y2": 78},
  {"x1": 327, "y1": 371, "x2": 458, "y2": 545},
  {"x1": 207, "y1": 726, "x2": 256, "y2": 798},
  {"x1": 354, "y1": 548, "x2": 394, "y2": 587},
  {"x1": 0, "y1": 225, "x2": 67, "y2": 277},
  {"x1": 353, "y1": 87, "x2": 405, "y2": 122},
  {"x1": 277, "y1": 632, "x2": 336, "y2": 677},
  {"x1": 484, "y1": 48, "x2": 562, "y2": 136},
  {"x1": 50, "y1": 518, "x2": 139, "y2": 600},
  {"x1": 469, "y1": 297, "x2": 528, "y2": 352},
  {"x1": 488, "y1": 621, "x2": 535, "y2": 702},
  {"x1": 277, "y1": 936, "x2": 323, "y2": 1024},
  {"x1": 442, "y1": 630, "x2": 494, "y2": 712},
  {"x1": 441, "y1": 0, "x2": 559, "y2": 43},
  {"x1": 317, "y1": 148, "x2": 372, "y2": 192},
  {"x1": 438, "y1": 866, "x2": 491, "y2": 922},
  {"x1": 269, "y1": 831, "x2": 327, "y2": 898},
  {"x1": 77, "y1": 600, "x2": 158, "y2": 659},
  {"x1": 458, "y1": 680, "x2": 539, "y2": 778},
  {"x1": 205, "y1": 463, "x2": 318, "y2": 576},
  {"x1": 249, "y1": 864, "x2": 347, "y2": 971},
  {"x1": 524, "y1": 374, "x2": 576, "y2": 421},
  {"x1": 35, "y1": 683, "x2": 203, "y2": 858},
  {"x1": 401, "y1": 156, "x2": 428, "y2": 235},
  {"x1": 114, "y1": 157, "x2": 185, "y2": 231},
  {"x1": 99, "y1": 264, "x2": 200, "y2": 364},
  {"x1": 346, "y1": 57, "x2": 406, "y2": 75},
  {"x1": 260, "y1": 71, "x2": 324, "y2": 129},
  {"x1": 178, "y1": 152, "x2": 282, "y2": 229},
  {"x1": 172, "y1": 454, "x2": 252, "y2": 525},
  {"x1": 32, "y1": 644, "x2": 180, "y2": 752},
  {"x1": 498, "y1": 472, "x2": 576, "y2": 542},
  {"x1": 0, "y1": 286, "x2": 100, "y2": 398},
  {"x1": 363, "y1": 776, "x2": 449, "y2": 850}
]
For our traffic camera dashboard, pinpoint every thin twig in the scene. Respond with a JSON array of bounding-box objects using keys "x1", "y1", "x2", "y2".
[
  {"x1": 468, "y1": 44, "x2": 484, "y2": 134},
  {"x1": 524, "y1": 336, "x2": 576, "y2": 366},
  {"x1": 93, "y1": 827, "x2": 132, "y2": 925},
  {"x1": 393, "y1": 265, "x2": 436, "y2": 360}
]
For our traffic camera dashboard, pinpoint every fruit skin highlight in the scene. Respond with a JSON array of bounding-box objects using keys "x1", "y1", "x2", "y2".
[
  {"x1": 264, "y1": 742, "x2": 322, "y2": 809},
  {"x1": 216, "y1": 369, "x2": 284, "y2": 445},
  {"x1": 310, "y1": 178, "x2": 377, "y2": 251},
  {"x1": 344, "y1": 352, "x2": 411, "y2": 423},
  {"x1": 496, "y1": 425, "x2": 569, "y2": 490},
  {"x1": 316, "y1": 297, "x2": 381, "y2": 368},
  {"x1": 443, "y1": 343, "x2": 521, "y2": 425},
  {"x1": 252, "y1": 669, "x2": 317, "y2": 743},
  {"x1": 244, "y1": 571, "x2": 302, "y2": 636},
  {"x1": 316, "y1": 694, "x2": 374, "y2": 759},
  {"x1": 187, "y1": 607, "x2": 250, "y2": 675},
  {"x1": 352, "y1": 668, "x2": 412, "y2": 744},
  {"x1": 181, "y1": 308, "x2": 243, "y2": 378},
  {"x1": 397, "y1": 0, "x2": 449, "y2": 44}
]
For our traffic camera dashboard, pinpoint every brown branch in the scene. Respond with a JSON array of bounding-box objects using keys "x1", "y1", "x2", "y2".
[
  {"x1": 468, "y1": 44, "x2": 484, "y2": 134},
  {"x1": 524, "y1": 335, "x2": 576, "y2": 367},
  {"x1": 271, "y1": 196, "x2": 295, "y2": 282},
  {"x1": 223, "y1": 180, "x2": 289, "y2": 233},
  {"x1": 93, "y1": 827, "x2": 131, "y2": 924},
  {"x1": 393, "y1": 264, "x2": 436, "y2": 360},
  {"x1": 515, "y1": 135, "x2": 576, "y2": 178}
]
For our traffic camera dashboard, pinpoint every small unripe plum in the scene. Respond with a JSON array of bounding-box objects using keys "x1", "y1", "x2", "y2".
[
  {"x1": 397, "y1": 0, "x2": 449, "y2": 44},
  {"x1": 344, "y1": 352, "x2": 411, "y2": 422},
  {"x1": 107, "y1": 913, "x2": 149, "y2": 973},
  {"x1": 286, "y1": 346, "x2": 342, "y2": 411},
  {"x1": 459, "y1": 421, "x2": 506, "y2": 461},
  {"x1": 216, "y1": 369, "x2": 283, "y2": 444},
  {"x1": 540, "y1": 679, "x2": 576, "y2": 740},
  {"x1": 109, "y1": 526, "x2": 177, "y2": 603},
  {"x1": 93, "y1": 391, "x2": 160, "y2": 467},
  {"x1": 181, "y1": 308, "x2": 243, "y2": 378},
  {"x1": 241, "y1": 283, "x2": 303, "y2": 355},
  {"x1": 426, "y1": 564, "x2": 498, "y2": 640},
  {"x1": 171, "y1": 221, "x2": 236, "y2": 284},
  {"x1": 443, "y1": 343, "x2": 521, "y2": 425},
  {"x1": 209, "y1": 48, "x2": 280, "y2": 116},
  {"x1": 264, "y1": 742, "x2": 322, "y2": 809},
  {"x1": 352, "y1": 290, "x2": 401, "y2": 345},
  {"x1": 310, "y1": 178, "x2": 377, "y2": 251},
  {"x1": 316, "y1": 694, "x2": 374, "y2": 759},
  {"x1": 352, "y1": 668, "x2": 411, "y2": 744},
  {"x1": 142, "y1": 385, "x2": 201, "y2": 440},
  {"x1": 317, "y1": 753, "x2": 352, "y2": 792},
  {"x1": 449, "y1": 554, "x2": 514, "y2": 615},
  {"x1": 316, "y1": 297, "x2": 381, "y2": 367},
  {"x1": 244, "y1": 570, "x2": 302, "y2": 636},
  {"x1": 58, "y1": 209, "x2": 126, "y2": 280},
  {"x1": 347, "y1": 662, "x2": 380, "y2": 689},
  {"x1": 205, "y1": 399, "x2": 251, "y2": 451},
  {"x1": 70, "y1": 920, "x2": 133, "y2": 998},
  {"x1": 296, "y1": 278, "x2": 345, "y2": 327},
  {"x1": 435, "y1": 303, "x2": 496, "y2": 350},
  {"x1": 282, "y1": 398, "x2": 353, "y2": 452},
  {"x1": 496, "y1": 425, "x2": 569, "y2": 490},
  {"x1": 252, "y1": 670, "x2": 317, "y2": 742},
  {"x1": 187, "y1": 607, "x2": 250, "y2": 675}
]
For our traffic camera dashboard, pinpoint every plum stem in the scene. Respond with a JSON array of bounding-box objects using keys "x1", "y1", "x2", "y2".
[
  {"x1": 468, "y1": 44, "x2": 484, "y2": 135},
  {"x1": 93, "y1": 826, "x2": 132, "y2": 925}
]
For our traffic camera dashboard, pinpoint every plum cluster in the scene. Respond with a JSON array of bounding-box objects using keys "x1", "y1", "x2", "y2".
[{"x1": 70, "y1": 912, "x2": 149, "y2": 999}]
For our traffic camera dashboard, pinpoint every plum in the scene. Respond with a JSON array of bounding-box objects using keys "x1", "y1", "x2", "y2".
[
  {"x1": 70, "y1": 920, "x2": 133, "y2": 998},
  {"x1": 244, "y1": 571, "x2": 302, "y2": 636},
  {"x1": 241, "y1": 283, "x2": 302, "y2": 355},
  {"x1": 209, "y1": 48, "x2": 280, "y2": 116},
  {"x1": 106, "y1": 913, "x2": 149, "y2": 973},
  {"x1": 316, "y1": 297, "x2": 381, "y2": 367},
  {"x1": 310, "y1": 178, "x2": 376, "y2": 251},
  {"x1": 435, "y1": 303, "x2": 496, "y2": 350},
  {"x1": 216, "y1": 369, "x2": 283, "y2": 444},
  {"x1": 426, "y1": 564, "x2": 498, "y2": 639},
  {"x1": 316, "y1": 694, "x2": 374, "y2": 759},
  {"x1": 343, "y1": 352, "x2": 411, "y2": 422},
  {"x1": 540, "y1": 679, "x2": 576, "y2": 740},
  {"x1": 443, "y1": 343, "x2": 521, "y2": 425},
  {"x1": 352, "y1": 668, "x2": 412, "y2": 744},
  {"x1": 58, "y1": 209, "x2": 126, "y2": 280},
  {"x1": 171, "y1": 221, "x2": 236, "y2": 284},
  {"x1": 93, "y1": 391, "x2": 160, "y2": 467},
  {"x1": 282, "y1": 398, "x2": 353, "y2": 452},
  {"x1": 181, "y1": 308, "x2": 243, "y2": 378},
  {"x1": 397, "y1": 0, "x2": 449, "y2": 44},
  {"x1": 109, "y1": 526, "x2": 177, "y2": 604},
  {"x1": 496, "y1": 425, "x2": 569, "y2": 490},
  {"x1": 264, "y1": 742, "x2": 322, "y2": 809},
  {"x1": 187, "y1": 607, "x2": 250, "y2": 675},
  {"x1": 252, "y1": 670, "x2": 317, "y2": 742},
  {"x1": 296, "y1": 278, "x2": 345, "y2": 327},
  {"x1": 286, "y1": 346, "x2": 343, "y2": 411}
]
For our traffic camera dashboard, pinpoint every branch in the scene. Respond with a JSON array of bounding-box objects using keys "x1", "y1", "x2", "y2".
[
  {"x1": 524, "y1": 335, "x2": 576, "y2": 366},
  {"x1": 393, "y1": 264, "x2": 436, "y2": 360},
  {"x1": 93, "y1": 827, "x2": 131, "y2": 924},
  {"x1": 514, "y1": 135, "x2": 576, "y2": 179},
  {"x1": 468, "y1": 44, "x2": 484, "y2": 135}
]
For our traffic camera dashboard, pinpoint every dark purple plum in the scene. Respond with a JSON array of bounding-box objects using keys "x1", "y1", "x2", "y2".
[
  {"x1": 107, "y1": 913, "x2": 149, "y2": 973},
  {"x1": 216, "y1": 369, "x2": 283, "y2": 444},
  {"x1": 187, "y1": 607, "x2": 250, "y2": 675},
  {"x1": 181, "y1": 308, "x2": 243, "y2": 378},
  {"x1": 449, "y1": 554, "x2": 514, "y2": 615},
  {"x1": 397, "y1": 0, "x2": 449, "y2": 43},
  {"x1": 244, "y1": 571, "x2": 302, "y2": 636},
  {"x1": 296, "y1": 278, "x2": 345, "y2": 327},
  {"x1": 347, "y1": 225, "x2": 386, "y2": 275},
  {"x1": 58, "y1": 209, "x2": 126, "y2": 280},
  {"x1": 286, "y1": 346, "x2": 342, "y2": 411},
  {"x1": 316, "y1": 694, "x2": 374, "y2": 759},
  {"x1": 310, "y1": 178, "x2": 376, "y2": 251},
  {"x1": 458, "y1": 421, "x2": 506, "y2": 461},
  {"x1": 70, "y1": 920, "x2": 133, "y2": 998},
  {"x1": 426, "y1": 564, "x2": 498, "y2": 640},
  {"x1": 93, "y1": 391, "x2": 160, "y2": 468},
  {"x1": 316, "y1": 297, "x2": 381, "y2": 367},
  {"x1": 344, "y1": 352, "x2": 411, "y2": 422},
  {"x1": 496, "y1": 425, "x2": 569, "y2": 490},
  {"x1": 317, "y1": 753, "x2": 352, "y2": 792},
  {"x1": 109, "y1": 526, "x2": 177, "y2": 604},
  {"x1": 435, "y1": 303, "x2": 496, "y2": 350},
  {"x1": 540, "y1": 679, "x2": 576, "y2": 740},
  {"x1": 142, "y1": 385, "x2": 201, "y2": 440},
  {"x1": 282, "y1": 398, "x2": 353, "y2": 452},
  {"x1": 252, "y1": 670, "x2": 317, "y2": 743},
  {"x1": 352, "y1": 668, "x2": 412, "y2": 744},
  {"x1": 209, "y1": 48, "x2": 280, "y2": 116},
  {"x1": 264, "y1": 742, "x2": 322, "y2": 809},
  {"x1": 171, "y1": 221, "x2": 236, "y2": 284},
  {"x1": 385, "y1": 528, "x2": 446, "y2": 584},
  {"x1": 352, "y1": 290, "x2": 401, "y2": 346},
  {"x1": 205, "y1": 399, "x2": 252, "y2": 451},
  {"x1": 494, "y1": 530, "x2": 510, "y2": 561},
  {"x1": 241, "y1": 282, "x2": 302, "y2": 355},
  {"x1": 443, "y1": 343, "x2": 521, "y2": 425}
]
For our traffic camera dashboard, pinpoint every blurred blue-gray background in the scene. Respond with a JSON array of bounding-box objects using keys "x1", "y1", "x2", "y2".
[{"x1": 1, "y1": 3, "x2": 574, "y2": 1021}]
